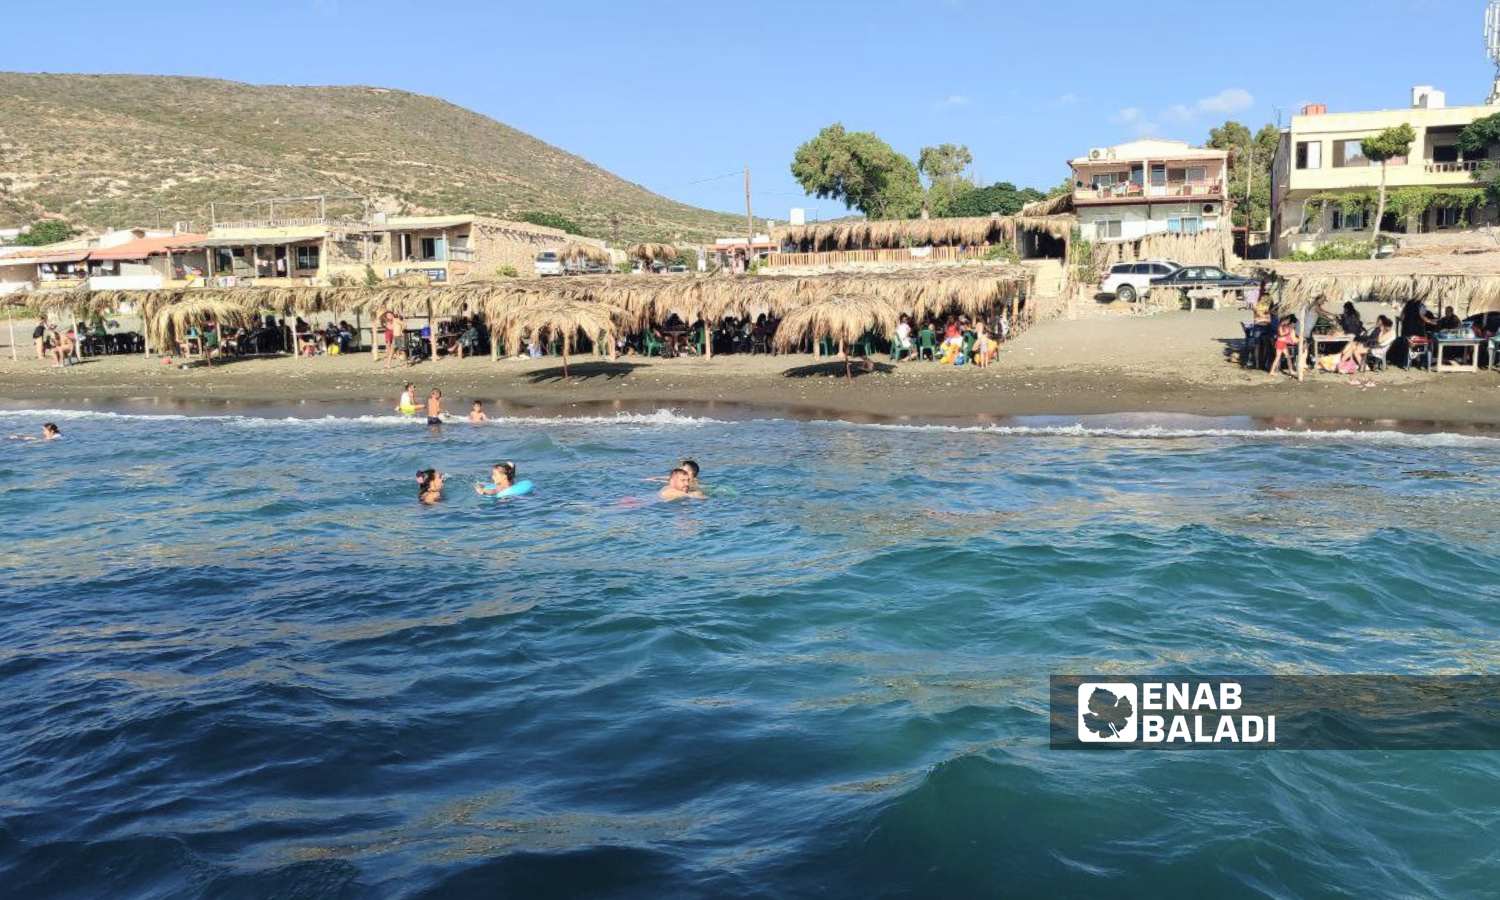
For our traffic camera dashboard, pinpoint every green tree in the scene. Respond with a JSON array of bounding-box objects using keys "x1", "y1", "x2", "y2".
[
  {"x1": 16, "y1": 219, "x2": 73, "y2": 246},
  {"x1": 518, "y1": 211, "x2": 584, "y2": 234},
  {"x1": 1046, "y1": 176, "x2": 1074, "y2": 199},
  {"x1": 1207, "y1": 121, "x2": 1279, "y2": 229},
  {"x1": 1458, "y1": 112, "x2": 1500, "y2": 206},
  {"x1": 1361, "y1": 123, "x2": 1416, "y2": 253},
  {"x1": 918, "y1": 143, "x2": 974, "y2": 216},
  {"x1": 791, "y1": 124, "x2": 924, "y2": 220},
  {"x1": 947, "y1": 181, "x2": 1046, "y2": 217}
]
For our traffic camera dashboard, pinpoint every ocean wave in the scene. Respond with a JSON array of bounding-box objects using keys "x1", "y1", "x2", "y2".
[{"x1": 2, "y1": 407, "x2": 1497, "y2": 446}]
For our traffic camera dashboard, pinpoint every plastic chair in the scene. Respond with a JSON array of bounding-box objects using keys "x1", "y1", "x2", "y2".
[
  {"x1": 818, "y1": 336, "x2": 836, "y2": 357},
  {"x1": 1405, "y1": 336, "x2": 1432, "y2": 371},
  {"x1": 917, "y1": 329, "x2": 937, "y2": 361},
  {"x1": 889, "y1": 335, "x2": 910, "y2": 362},
  {"x1": 642, "y1": 332, "x2": 664, "y2": 357}
]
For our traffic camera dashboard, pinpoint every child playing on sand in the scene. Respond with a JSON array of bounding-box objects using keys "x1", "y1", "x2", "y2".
[
  {"x1": 1268, "y1": 315, "x2": 1301, "y2": 380},
  {"x1": 468, "y1": 401, "x2": 488, "y2": 423}
]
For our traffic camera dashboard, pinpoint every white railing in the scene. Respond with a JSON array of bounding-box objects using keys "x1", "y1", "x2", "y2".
[
  {"x1": 1424, "y1": 160, "x2": 1481, "y2": 173},
  {"x1": 1075, "y1": 182, "x2": 1225, "y2": 201}
]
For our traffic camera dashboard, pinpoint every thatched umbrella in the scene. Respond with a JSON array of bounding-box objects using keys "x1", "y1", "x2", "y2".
[
  {"x1": 772, "y1": 294, "x2": 901, "y2": 381},
  {"x1": 148, "y1": 295, "x2": 258, "y2": 359},
  {"x1": 2, "y1": 294, "x2": 29, "y2": 361},
  {"x1": 627, "y1": 243, "x2": 678, "y2": 269},
  {"x1": 485, "y1": 297, "x2": 628, "y2": 378},
  {"x1": 556, "y1": 242, "x2": 610, "y2": 266}
]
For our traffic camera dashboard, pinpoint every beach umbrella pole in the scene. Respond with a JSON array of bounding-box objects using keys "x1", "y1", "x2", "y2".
[{"x1": 7, "y1": 309, "x2": 14, "y2": 361}]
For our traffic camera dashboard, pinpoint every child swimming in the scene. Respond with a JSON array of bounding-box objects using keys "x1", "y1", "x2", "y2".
[
  {"x1": 416, "y1": 468, "x2": 444, "y2": 504},
  {"x1": 468, "y1": 401, "x2": 488, "y2": 423},
  {"x1": 475, "y1": 461, "x2": 534, "y2": 497},
  {"x1": 9, "y1": 423, "x2": 60, "y2": 442}
]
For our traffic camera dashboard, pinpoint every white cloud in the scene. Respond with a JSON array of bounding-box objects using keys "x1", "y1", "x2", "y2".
[
  {"x1": 1111, "y1": 107, "x2": 1142, "y2": 124},
  {"x1": 1056, "y1": 92, "x2": 1079, "y2": 107},
  {"x1": 1198, "y1": 87, "x2": 1254, "y2": 114},
  {"x1": 936, "y1": 94, "x2": 970, "y2": 109}
]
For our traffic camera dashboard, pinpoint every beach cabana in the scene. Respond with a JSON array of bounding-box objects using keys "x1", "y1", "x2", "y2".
[
  {"x1": 556, "y1": 242, "x2": 610, "y2": 267},
  {"x1": 772, "y1": 294, "x2": 901, "y2": 380},
  {"x1": 626, "y1": 243, "x2": 679, "y2": 270},
  {"x1": 484, "y1": 296, "x2": 627, "y2": 377}
]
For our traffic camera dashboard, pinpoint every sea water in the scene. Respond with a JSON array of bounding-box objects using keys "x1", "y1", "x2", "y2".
[{"x1": 1, "y1": 408, "x2": 1498, "y2": 898}]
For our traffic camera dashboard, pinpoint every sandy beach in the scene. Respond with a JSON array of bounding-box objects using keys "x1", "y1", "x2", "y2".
[{"x1": 3, "y1": 308, "x2": 1497, "y2": 426}]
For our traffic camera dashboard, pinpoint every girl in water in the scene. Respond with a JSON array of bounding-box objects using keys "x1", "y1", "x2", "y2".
[
  {"x1": 416, "y1": 469, "x2": 444, "y2": 504},
  {"x1": 475, "y1": 462, "x2": 533, "y2": 497},
  {"x1": 396, "y1": 382, "x2": 418, "y2": 415}
]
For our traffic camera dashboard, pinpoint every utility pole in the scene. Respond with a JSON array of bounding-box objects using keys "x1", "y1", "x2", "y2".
[{"x1": 745, "y1": 165, "x2": 754, "y2": 253}]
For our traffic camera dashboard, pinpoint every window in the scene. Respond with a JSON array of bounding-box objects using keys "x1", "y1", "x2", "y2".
[
  {"x1": 295, "y1": 244, "x2": 320, "y2": 270},
  {"x1": 420, "y1": 237, "x2": 438, "y2": 259},
  {"x1": 1331, "y1": 208, "x2": 1366, "y2": 230},
  {"x1": 1131, "y1": 263, "x2": 1152, "y2": 274},
  {"x1": 1150, "y1": 164, "x2": 1166, "y2": 187},
  {"x1": 1432, "y1": 145, "x2": 1460, "y2": 164},
  {"x1": 1295, "y1": 141, "x2": 1321, "y2": 170},
  {"x1": 1099, "y1": 220, "x2": 1123, "y2": 239},
  {"x1": 1186, "y1": 166, "x2": 1206, "y2": 183},
  {"x1": 1168, "y1": 216, "x2": 1203, "y2": 235},
  {"x1": 1333, "y1": 140, "x2": 1369, "y2": 167},
  {"x1": 1150, "y1": 264, "x2": 1173, "y2": 275},
  {"x1": 1435, "y1": 207, "x2": 1461, "y2": 228},
  {"x1": 1110, "y1": 263, "x2": 1132, "y2": 274}
]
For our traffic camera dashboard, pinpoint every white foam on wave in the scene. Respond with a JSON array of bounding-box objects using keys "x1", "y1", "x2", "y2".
[{"x1": 2, "y1": 407, "x2": 1497, "y2": 446}]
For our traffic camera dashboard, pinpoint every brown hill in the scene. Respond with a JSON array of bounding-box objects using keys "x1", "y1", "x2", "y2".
[{"x1": 0, "y1": 72, "x2": 743, "y2": 243}]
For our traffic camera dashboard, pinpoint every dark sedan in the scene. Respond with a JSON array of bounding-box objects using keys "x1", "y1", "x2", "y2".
[{"x1": 1149, "y1": 265, "x2": 1258, "y2": 289}]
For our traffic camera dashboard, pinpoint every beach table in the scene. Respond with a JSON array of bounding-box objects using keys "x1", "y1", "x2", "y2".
[
  {"x1": 1432, "y1": 335, "x2": 1482, "y2": 372},
  {"x1": 660, "y1": 327, "x2": 688, "y2": 356},
  {"x1": 1310, "y1": 333, "x2": 1355, "y2": 373}
]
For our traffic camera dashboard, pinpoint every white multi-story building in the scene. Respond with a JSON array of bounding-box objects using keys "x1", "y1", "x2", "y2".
[{"x1": 1068, "y1": 139, "x2": 1231, "y2": 243}]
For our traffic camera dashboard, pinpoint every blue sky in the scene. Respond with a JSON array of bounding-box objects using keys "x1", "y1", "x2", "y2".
[{"x1": 0, "y1": 0, "x2": 1491, "y2": 224}]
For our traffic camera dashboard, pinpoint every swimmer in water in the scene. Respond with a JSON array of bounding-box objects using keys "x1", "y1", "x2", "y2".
[
  {"x1": 416, "y1": 468, "x2": 444, "y2": 504},
  {"x1": 396, "y1": 382, "x2": 417, "y2": 414},
  {"x1": 679, "y1": 458, "x2": 701, "y2": 491},
  {"x1": 475, "y1": 461, "x2": 518, "y2": 495},
  {"x1": 9, "y1": 423, "x2": 61, "y2": 442},
  {"x1": 658, "y1": 466, "x2": 705, "y2": 501},
  {"x1": 426, "y1": 389, "x2": 444, "y2": 426},
  {"x1": 468, "y1": 401, "x2": 488, "y2": 423}
]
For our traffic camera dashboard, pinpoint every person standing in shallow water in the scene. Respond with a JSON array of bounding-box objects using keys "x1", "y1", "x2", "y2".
[{"x1": 426, "y1": 389, "x2": 444, "y2": 426}]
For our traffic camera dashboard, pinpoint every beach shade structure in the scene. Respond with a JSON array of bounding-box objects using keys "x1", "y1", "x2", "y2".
[
  {"x1": 773, "y1": 214, "x2": 1074, "y2": 253},
  {"x1": 484, "y1": 296, "x2": 628, "y2": 378},
  {"x1": 2, "y1": 294, "x2": 27, "y2": 361},
  {"x1": 147, "y1": 295, "x2": 260, "y2": 357},
  {"x1": 772, "y1": 294, "x2": 901, "y2": 381},
  {"x1": 556, "y1": 242, "x2": 610, "y2": 266},
  {"x1": 626, "y1": 243, "x2": 679, "y2": 269}
]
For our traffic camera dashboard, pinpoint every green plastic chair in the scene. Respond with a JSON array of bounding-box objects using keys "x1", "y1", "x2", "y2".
[
  {"x1": 917, "y1": 328, "x2": 937, "y2": 361},
  {"x1": 889, "y1": 334, "x2": 908, "y2": 361},
  {"x1": 854, "y1": 332, "x2": 875, "y2": 358},
  {"x1": 961, "y1": 331, "x2": 977, "y2": 361},
  {"x1": 818, "y1": 336, "x2": 836, "y2": 357},
  {"x1": 642, "y1": 332, "x2": 663, "y2": 357}
]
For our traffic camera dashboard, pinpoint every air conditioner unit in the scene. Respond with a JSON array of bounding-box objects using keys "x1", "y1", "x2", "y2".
[
  {"x1": 1088, "y1": 147, "x2": 1109, "y2": 161},
  {"x1": 1202, "y1": 203, "x2": 1218, "y2": 214}
]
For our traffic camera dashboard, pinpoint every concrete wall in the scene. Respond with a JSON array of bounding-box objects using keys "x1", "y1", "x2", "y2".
[{"x1": 1078, "y1": 201, "x2": 1226, "y2": 242}]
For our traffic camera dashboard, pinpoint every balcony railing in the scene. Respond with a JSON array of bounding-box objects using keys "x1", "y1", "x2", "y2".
[
  {"x1": 1424, "y1": 160, "x2": 1481, "y2": 173},
  {"x1": 1075, "y1": 181, "x2": 1225, "y2": 202},
  {"x1": 449, "y1": 245, "x2": 475, "y2": 262}
]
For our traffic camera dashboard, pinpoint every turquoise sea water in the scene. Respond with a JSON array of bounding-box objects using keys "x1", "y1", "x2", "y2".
[{"x1": 2, "y1": 407, "x2": 1499, "y2": 898}]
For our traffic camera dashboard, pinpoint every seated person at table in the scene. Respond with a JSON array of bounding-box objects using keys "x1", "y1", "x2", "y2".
[
  {"x1": 1268, "y1": 315, "x2": 1300, "y2": 376},
  {"x1": 1341, "y1": 315, "x2": 1395, "y2": 370},
  {"x1": 658, "y1": 467, "x2": 705, "y2": 501},
  {"x1": 1338, "y1": 302, "x2": 1364, "y2": 337},
  {"x1": 893, "y1": 315, "x2": 913, "y2": 358},
  {"x1": 1437, "y1": 306, "x2": 1463, "y2": 331}
]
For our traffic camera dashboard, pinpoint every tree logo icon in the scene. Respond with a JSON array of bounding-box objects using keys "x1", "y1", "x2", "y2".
[{"x1": 1077, "y1": 683, "x2": 1138, "y2": 742}]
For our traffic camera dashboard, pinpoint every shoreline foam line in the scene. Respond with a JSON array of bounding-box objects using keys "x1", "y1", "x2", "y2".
[{"x1": 3, "y1": 407, "x2": 1500, "y2": 446}]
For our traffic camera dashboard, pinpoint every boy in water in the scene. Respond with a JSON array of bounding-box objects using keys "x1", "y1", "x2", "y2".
[
  {"x1": 658, "y1": 467, "x2": 705, "y2": 501},
  {"x1": 468, "y1": 401, "x2": 488, "y2": 423},
  {"x1": 426, "y1": 389, "x2": 444, "y2": 425},
  {"x1": 679, "y1": 458, "x2": 702, "y2": 492}
]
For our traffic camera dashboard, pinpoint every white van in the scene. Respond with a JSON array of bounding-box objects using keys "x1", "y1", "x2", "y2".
[{"x1": 534, "y1": 250, "x2": 564, "y2": 277}]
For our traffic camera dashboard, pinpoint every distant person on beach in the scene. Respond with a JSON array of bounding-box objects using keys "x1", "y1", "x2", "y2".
[
  {"x1": 1338, "y1": 302, "x2": 1364, "y2": 337},
  {"x1": 396, "y1": 382, "x2": 417, "y2": 414},
  {"x1": 425, "y1": 389, "x2": 444, "y2": 425},
  {"x1": 1268, "y1": 315, "x2": 1301, "y2": 379},
  {"x1": 10, "y1": 423, "x2": 61, "y2": 442},
  {"x1": 658, "y1": 467, "x2": 705, "y2": 501},
  {"x1": 894, "y1": 315, "x2": 913, "y2": 359},
  {"x1": 416, "y1": 468, "x2": 444, "y2": 504},
  {"x1": 32, "y1": 323, "x2": 46, "y2": 361},
  {"x1": 468, "y1": 401, "x2": 488, "y2": 423}
]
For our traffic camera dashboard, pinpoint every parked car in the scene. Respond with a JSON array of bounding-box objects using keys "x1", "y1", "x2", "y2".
[
  {"x1": 1149, "y1": 265, "x2": 1257, "y2": 291},
  {"x1": 666, "y1": 264, "x2": 688, "y2": 274},
  {"x1": 534, "y1": 250, "x2": 564, "y2": 277},
  {"x1": 1100, "y1": 259, "x2": 1180, "y2": 302}
]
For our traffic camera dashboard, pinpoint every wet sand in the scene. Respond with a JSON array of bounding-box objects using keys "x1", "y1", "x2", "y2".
[{"x1": 3, "y1": 310, "x2": 1497, "y2": 426}]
